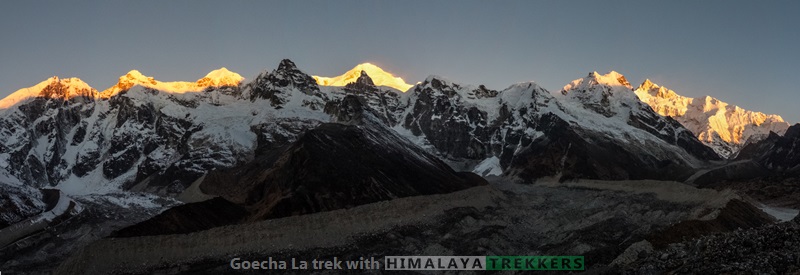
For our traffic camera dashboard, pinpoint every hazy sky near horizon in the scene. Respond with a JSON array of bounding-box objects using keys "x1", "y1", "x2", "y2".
[{"x1": 1, "y1": 1, "x2": 798, "y2": 121}]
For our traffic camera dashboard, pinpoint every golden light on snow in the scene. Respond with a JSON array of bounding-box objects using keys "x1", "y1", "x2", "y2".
[
  {"x1": 0, "y1": 68, "x2": 246, "y2": 110},
  {"x1": 0, "y1": 77, "x2": 97, "y2": 109},
  {"x1": 633, "y1": 78, "x2": 788, "y2": 155},
  {"x1": 99, "y1": 68, "x2": 244, "y2": 98},
  {"x1": 313, "y1": 63, "x2": 413, "y2": 92}
]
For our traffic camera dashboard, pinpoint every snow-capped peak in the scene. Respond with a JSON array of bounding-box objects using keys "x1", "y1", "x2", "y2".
[
  {"x1": 559, "y1": 71, "x2": 640, "y2": 118},
  {"x1": 0, "y1": 76, "x2": 97, "y2": 110},
  {"x1": 422, "y1": 75, "x2": 454, "y2": 86},
  {"x1": 639, "y1": 79, "x2": 657, "y2": 91},
  {"x1": 196, "y1": 67, "x2": 244, "y2": 87},
  {"x1": 414, "y1": 75, "x2": 480, "y2": 97},
  {"x1": 313, "y1": 62, "x2": 413, "y2": 92},
  {"x1": 562, "y1": 71, "x2": 632, "y2": 94},
  {"x1": 100, "y1": 68, "x2": 245, "y2": 97},
  {"x1": 633, "y1": 79, "x2": 790, "y2": 158},
  {"x1": 595, "y1": 70, "x2": 632, "y2": 88},
  {"x1": 637, "y1": 79, "x2": 679, "y2": 99},
  {"x1": 499, "y1": 81, "x2": 552, "y2": 108}
]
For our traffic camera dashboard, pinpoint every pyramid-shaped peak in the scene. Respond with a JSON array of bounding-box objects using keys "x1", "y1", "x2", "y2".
[
  {"x1": 634, "y1": 79, "x2": 679, "y2": 99},
  {"x1": 343, "y1": 70, "x2": 377, "y2": 93},
  {"x1": 313, "y1": 62, "x2": 413, "y2": 92},
  {"x1": 355, "y1": 70, "x2": 375, "y2": 86},
  {"x1": 640, "y1": 79, "x2": 656, "y2": 89},
  {"x1": 267, "y1": 59, "x2": 314, "y2": 81},
  {"x1": 278, "y1": 59, "x2": 299, "y2": 71},
  {"x1": 636, "y1": 79, "x2": 662, "y2": 93}
]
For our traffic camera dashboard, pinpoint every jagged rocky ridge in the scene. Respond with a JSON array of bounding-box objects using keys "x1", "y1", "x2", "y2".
[
  {"x1": 402, "y1": 71, "x2": 719, "y2": 181},
  {"x1": 737, "y1": 123, "x2": 800, "y2": 175},
  {"x1": 692, "y1": 124, "x2": 800, "y2": 183},
  {"x1": 687, "y1": 124, "x2": 800, "y2": 205},
  {"x1": 112, "y1": 94, "x2": 488, "y2": 237},
  {"x1": 0, "y1": 61, "x2": 728, "y2": 227}
]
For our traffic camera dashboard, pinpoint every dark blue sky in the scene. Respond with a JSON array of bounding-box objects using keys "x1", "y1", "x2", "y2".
[{"x1": 1, "y1": 1, "x2": 798, "y2": 121}]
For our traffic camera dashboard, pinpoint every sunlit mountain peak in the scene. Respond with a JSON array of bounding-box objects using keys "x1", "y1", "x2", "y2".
[
  {"x1": 634, "y1": 79, "x2": 789, "y2": 157},
  {"x1": 560, "y1": 71, "x2": 632, "y2": 96},
  {"x1": 0, "y1": 76, "x2": 97, "y2": 110},
  {"x1": 313, "y1": 63, "x2": 413, "y2": 92},
  {"x1": 100, "y1": 68, "x2": 244, "y2": 98},
  {"x1": 197, "y1": 67, "x2": 244, "y2": 87},
  {"x1": 589, "y1": 71, "x2": 632, "y2": 88}
]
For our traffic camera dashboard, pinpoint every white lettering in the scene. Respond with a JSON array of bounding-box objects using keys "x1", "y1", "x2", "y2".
[{"x1": 230, "y1": 258, "x2": 241, "y2": 269}]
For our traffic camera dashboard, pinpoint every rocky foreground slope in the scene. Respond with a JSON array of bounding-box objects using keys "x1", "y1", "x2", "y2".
[
  {"x1": 625, "y1": 214, "x2": 800, "y2": 274},
  {"x1": 55, "y1": 180, "x2": 773, "y2": 274}
]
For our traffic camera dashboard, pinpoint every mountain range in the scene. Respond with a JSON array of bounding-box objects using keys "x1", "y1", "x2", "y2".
[
  {"x1": 0, "y1": 61, "x2": 794, "y2": 205},
  {"x1": 1, "y1": 59, "x2": 799, "y2": 273}
]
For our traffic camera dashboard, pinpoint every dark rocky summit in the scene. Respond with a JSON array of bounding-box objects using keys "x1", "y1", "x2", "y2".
[
  {"x1": 343, "y1": 70, "x2": 379, "y2": 93},
  {"x1": 737, "y1": 123, "x2": 800, "y2": 176},
  {"x1": 245, "y1": 59, "x2": 325, "y2": 107}
]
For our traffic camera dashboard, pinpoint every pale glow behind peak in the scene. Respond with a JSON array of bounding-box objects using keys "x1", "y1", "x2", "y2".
[{"x1": 313, "y1": 62, "x2": 413, "y2": 92}]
